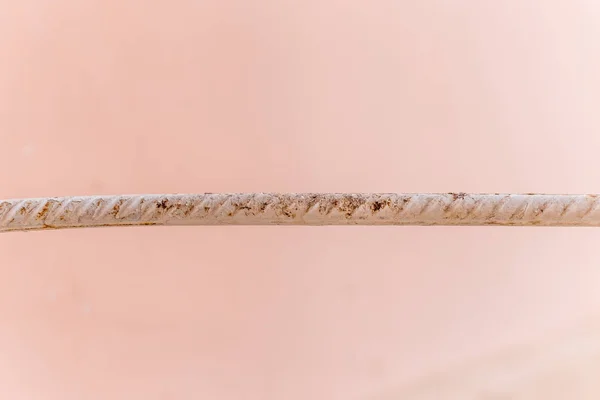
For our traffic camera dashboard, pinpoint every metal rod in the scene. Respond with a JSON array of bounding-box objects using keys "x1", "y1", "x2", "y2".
[{"x1": 1, "y1": 193, "x2": 599, "y2": 232}]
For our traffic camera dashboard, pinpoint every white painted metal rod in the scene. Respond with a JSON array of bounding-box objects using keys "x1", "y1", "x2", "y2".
[{"x1": 1, "y1": 193, "x2": 599, "y2": 232}]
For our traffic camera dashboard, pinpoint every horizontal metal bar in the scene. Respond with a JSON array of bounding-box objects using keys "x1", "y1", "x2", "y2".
[{"x1": 1, "y1": 193, "x2": 598, "y2": 232}]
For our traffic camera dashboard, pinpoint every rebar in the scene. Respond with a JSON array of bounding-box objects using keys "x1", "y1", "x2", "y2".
[{"x1": 1, "y1": 193, "x2": 599, "y2": 232}]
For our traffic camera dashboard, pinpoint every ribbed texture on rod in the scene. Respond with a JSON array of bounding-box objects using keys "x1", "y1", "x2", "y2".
[{"x1": 1, "y1": 193, "x2": 599, "y2": 232}]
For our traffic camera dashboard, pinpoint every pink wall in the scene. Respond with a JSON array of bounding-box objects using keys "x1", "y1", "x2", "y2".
[{"x1": 1, "y1": 1, "x2": 600, "y2": 398}]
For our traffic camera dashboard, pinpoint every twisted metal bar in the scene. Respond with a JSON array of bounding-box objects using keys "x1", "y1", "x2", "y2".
[{"x1": 1, "y1": 193, "x2": 599, "y2": 232}]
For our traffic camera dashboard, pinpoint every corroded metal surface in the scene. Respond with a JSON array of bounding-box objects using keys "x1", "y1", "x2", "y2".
[{"x1": 1, "y1": 193, "x2": 600, "y2": 232}]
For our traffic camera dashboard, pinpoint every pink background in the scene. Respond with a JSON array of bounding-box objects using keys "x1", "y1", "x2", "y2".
[{"x1": 1, "y1": 1, "x2": 600, "y2": 398}]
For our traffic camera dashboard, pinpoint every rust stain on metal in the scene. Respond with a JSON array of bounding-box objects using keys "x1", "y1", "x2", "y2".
[
  {"x1": 337, "y1": 195, "x2": 363, "y2": 218},
  {"x1": 449, "y1": 192, "x2": 467, "y2": 200},
  {"x1": 36, "y1": 202, "x2": 50, "y2": 219},
  {"x1": 156, "y1": 199, "x2": 169, "y2": 210},
  {"x1": 1, "y1": 193, "x2": 600, "y2": 232}
]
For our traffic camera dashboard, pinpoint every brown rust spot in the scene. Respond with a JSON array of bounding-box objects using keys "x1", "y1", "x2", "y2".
[
  {"x1": 112, "y1": 202, "x2": 121, "y2": 216},
  {"x1": 36, "y1": 202, "x2": 50, "y2": 219},
  {"x1": 318, "y1": 199, "x2": 329, "y2": 214},
  {"x1": 371, "y1": 201, "x2": 384, "y2": 212},
  {"x1": 389, "y1": 197, "x2": 410, "y2": 213},
  {"x1": 229, "y1": 204, "x2": 252, "y2": 217},
  {"x1": 338, "y1": 196, "x2": 363, "y2": 218},
  {"x1": 369, "y1": 197, "x2": 391, "y2": 213},
  {"x1": 280, "y1": 201, "x2": 295, "y2": 218},
  {"x1": 156, "y1": 199, "x2": 169, "y2": 209},
  {"x1": 230, "y1": 200, "x2": 252, "y2": 215},
  {"x1": 271, "y1": 196, "x2": 297, "y2": 219},
  {"x1": 449, "y1": 192, "x2": 467, "y2": 200},
  {"x1": 19, "y1": 207, "x2": 26, "y2": 215}
]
